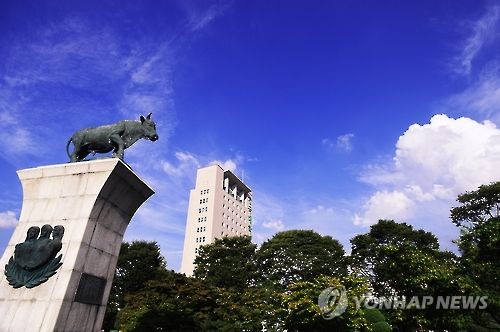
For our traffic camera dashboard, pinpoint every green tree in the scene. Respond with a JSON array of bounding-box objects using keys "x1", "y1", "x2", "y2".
[
  {"x1": 350, "y1": 220, "x2": 477, "y2": 331},
  {"x1": 451, "y1": 182, "x2": 500, "y2": 290},
  {"x1": 120, "y1": 271, "x2": 218, "y2": 331},
  {"x1": 103, "y1": 241, "x2": 167, "y2": 331},
  {"x1": 255, "y1": 230, "x2": 347, "y2": 289},
  {"x1": 193, "y1": 235, "x2": 256, "y2": 289},
  {"x1": 119, "y1": 270, "x2": 279, "y2": 331},
  {"x1": 451, "y1": 182, "x2": 500, "y2": 328},
  {"x1": 281, "y1": 274, "x2": 390, "y2": 331},
  {"x1": 211, "y1": 285, "x2": 283, "y2": 331},
  {"x1": 350, "y1": 220, "x2": 439, "y2": 295},
  {"x1": 364, "y1": 309, "x2": 391, "y2": 332}
]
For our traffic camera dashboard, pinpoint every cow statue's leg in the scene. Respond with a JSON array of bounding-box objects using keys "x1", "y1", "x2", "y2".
[
  {"x1": 109, "y1": 134, "x2": 125, "y2": 160},
  {"x1": 70, "y1": 136, "x2": 83, "y2": 162},
  {"x1": 76, "y1": 148, "x2": 90, "y2": 162},
  {"x1": 70, "y1": 151, "x2": 78, "y2": 163}
]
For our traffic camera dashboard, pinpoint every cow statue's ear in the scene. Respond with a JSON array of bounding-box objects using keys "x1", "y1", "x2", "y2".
[
  {"x1": 140, "y1": 115, "x2": 146, "y2": 123},
  {"x1": 146, "y1": 112, "x2": 152, "y2": 119}
]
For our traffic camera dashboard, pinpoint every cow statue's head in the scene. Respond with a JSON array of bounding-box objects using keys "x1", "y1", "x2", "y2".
[{"x1": 140, "y1": 113, "x2": 159, "y2": 141}]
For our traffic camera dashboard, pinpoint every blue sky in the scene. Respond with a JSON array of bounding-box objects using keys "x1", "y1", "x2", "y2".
[{"x1": 1, "y1": 1, "x2": 500, "y2": 271}]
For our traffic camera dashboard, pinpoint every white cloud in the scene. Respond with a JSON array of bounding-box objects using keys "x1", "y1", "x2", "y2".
[
  {"x1": 4, "y1": 17, "x2": 127, "y2": 88},
  {"x1": 337, "y1": 133, "x2": 355, "y2": 152},
  {"x1": 119, "y1": 45, "x2": 175, "y2": 120},
  {"x1": 251, "y1": 191, "x2": 286, "y2": 244},
  {"x1": 0, "y1": 211, "x2": 18, "y2": 228},
  {"x1": 262, "y1": 219, "x2": 285, "y2": 231},
  {"x1": 161, "y1": 151, "x2": 200, "y2": 177},
  {"x1": 444, "y1": 65, "x2": 500, "y2": 123},
  {"x1": 454, "y1": 5, "x2": 500, "y2": 75},
  {"x1": 188, "y1": 3, "x2": 230, "y2": 31},
  {"x1": 306, "y1": 205, "x2": 335, "y2": 215},
  {"x1": 322, "y1": 133, "x2": 355, "y2": 152},
  {"x1": 130, "y1": 50, "x2": 167, "y2": 84},
  {"x1": 160, "y1": 152, "x2": 242, "y2": 179},
  {"x1": 0, "y1": 126, "x2": 39, "y2": 156},
  {"x1": 0, "y1": 111, "x2": 16, "y2": 124},
  {"x1": 209, "y1": 159, "x2": 237, "y2": 172},
  {"x1": 357, "y1": 114, "x2": 500, "y2": 228},
  {"x1": 0, "y1": 106, "x2": 41, "y2": 158},
  {"x1": 322, "y1": 138, "x2": 334, "y2": 148},
  {"x1": 0, "y1": 17, "x2": 178, "y2": 165},
  {"x1": 353, "y1": 190, "x2": 414, "y2": 227}
]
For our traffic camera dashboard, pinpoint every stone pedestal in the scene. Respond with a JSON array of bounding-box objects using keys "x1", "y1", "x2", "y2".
[{"x1": 0, "y1": 159, "x2": 154, "y2": 332}]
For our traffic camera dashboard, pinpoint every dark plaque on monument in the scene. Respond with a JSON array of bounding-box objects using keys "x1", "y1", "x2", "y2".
[{"x1": 74, "y1": 273, "x2": 107, "y2": 305}]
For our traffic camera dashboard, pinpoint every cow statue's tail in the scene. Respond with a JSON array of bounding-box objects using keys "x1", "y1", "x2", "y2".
[{"x1": 66, "y1": 138, "x2": 73, "y2": 161}]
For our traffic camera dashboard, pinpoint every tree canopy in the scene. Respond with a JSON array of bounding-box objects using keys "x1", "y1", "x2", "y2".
[
  {"x1": 451, "y1": 182, "x2": 500, "y2": 328},
  {"x1": 103, "y1": 240, "x2": 167, "y2": 331},
  {"x1": 255, "y1": 230, "x2": 347, "y2": 289},
  {"x1": 350, "y1": 219, "x2": 440, "y2": 293},
  {"x1": 193, "y1": 235, "x2": 257, "y2": 289}
]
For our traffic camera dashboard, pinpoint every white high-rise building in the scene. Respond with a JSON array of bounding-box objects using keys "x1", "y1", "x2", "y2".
[{"x1": 180, "y1": 164, "x2": 252, "y2": 276}]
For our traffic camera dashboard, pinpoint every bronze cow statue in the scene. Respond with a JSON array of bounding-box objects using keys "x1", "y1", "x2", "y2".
[{"x1": 66, "y1": 113, "x2": 159, "y2": 162}]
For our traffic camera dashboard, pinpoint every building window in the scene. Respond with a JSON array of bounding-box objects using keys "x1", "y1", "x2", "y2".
[{"x1": 202, "y1": 236, "x2": 205, "y2": 242}]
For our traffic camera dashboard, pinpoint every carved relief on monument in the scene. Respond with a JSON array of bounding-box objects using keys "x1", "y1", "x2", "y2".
[{"x1": 4, "y1": 225, "x2": 65, "y2": 288}]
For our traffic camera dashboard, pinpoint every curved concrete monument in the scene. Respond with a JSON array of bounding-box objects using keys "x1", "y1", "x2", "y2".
[{"x1": 0, "y1": 159, "x2": 154, "y2": 331}]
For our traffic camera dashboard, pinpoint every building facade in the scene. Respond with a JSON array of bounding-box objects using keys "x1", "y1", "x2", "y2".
[{"x1": 180, "y1": 164, "x2": 252, "y2": 276}]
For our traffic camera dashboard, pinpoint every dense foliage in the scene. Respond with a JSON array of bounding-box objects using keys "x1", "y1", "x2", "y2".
[
  {"x1": 255, "y1": 230, "x2": 347, "y2": 289},
  {"x1": 102, "y1": 241, "x2": 166, "y2": 331},
  {"x1": 104, "y1": 182, "x2": 500, "y2": 331},
  {"x1": 451, "y1": 183, "x2": 500, "y2": 330},
  {"x1": 193, "y1": 235, "x2": 256, "y2": 289}
]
